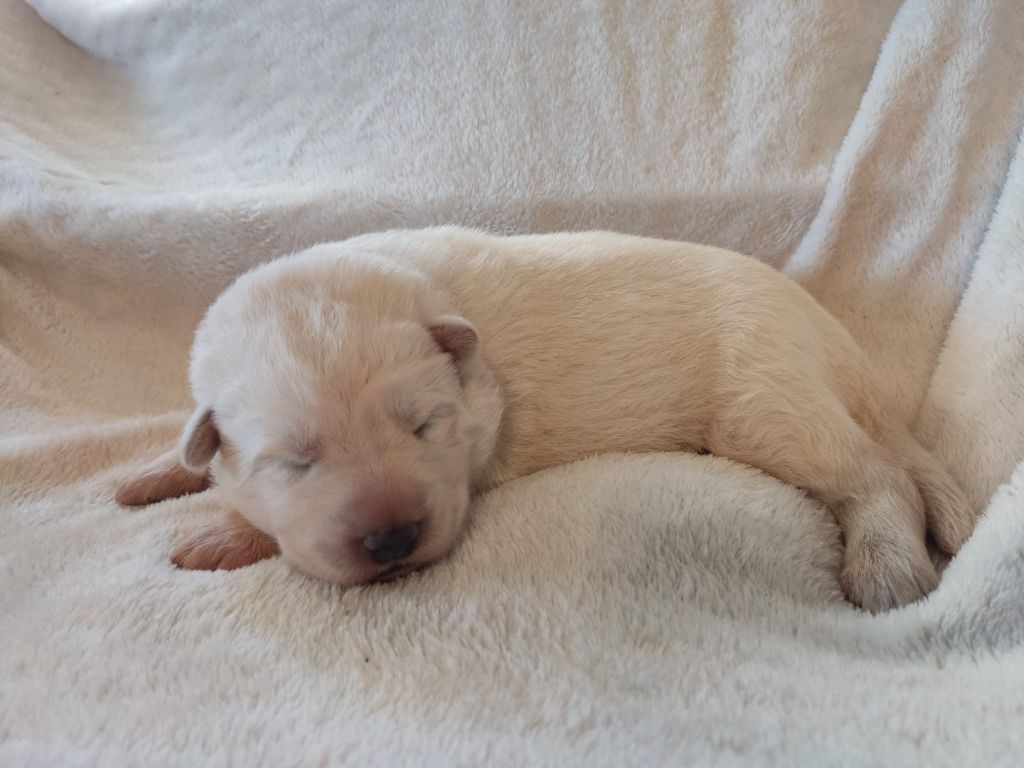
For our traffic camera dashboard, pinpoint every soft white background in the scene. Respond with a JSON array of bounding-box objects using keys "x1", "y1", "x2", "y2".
[{"x1": 1, "y1": 0, "x2": 1023, "y2": 764}]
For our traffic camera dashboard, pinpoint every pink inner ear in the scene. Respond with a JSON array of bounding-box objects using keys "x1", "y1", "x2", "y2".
[
  {"x1": 183, "y1": 408, "x2": 221, "y2": 469},
  {"x1": 429, "y1": 320, "x2": 477, "y2": 361}
]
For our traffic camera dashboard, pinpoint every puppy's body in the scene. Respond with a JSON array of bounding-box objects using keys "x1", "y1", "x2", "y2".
[
  {"x1": 414, "y1": 230, "x2": 874, "y2": 490},
  {"x1": 120, "y1": 228, "x2": 975, "y2": 612}
]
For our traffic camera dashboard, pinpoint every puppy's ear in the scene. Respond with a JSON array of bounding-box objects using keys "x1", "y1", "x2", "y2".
[
  {"x1": 179, "y1": 406, "x2": 221, "y2": 472},
  {"x1": 428, "y1": 316, "x2": 478, "y2": 363}
]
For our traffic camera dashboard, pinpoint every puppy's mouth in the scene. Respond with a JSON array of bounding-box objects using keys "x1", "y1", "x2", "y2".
[{"x1": 368, "y1": 562, "x2": 422, "y2": 584}]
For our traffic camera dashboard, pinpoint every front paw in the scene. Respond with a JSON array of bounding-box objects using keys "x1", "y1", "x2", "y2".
[
  {"x1": 840, "y1": 533, "x2": 938, "y2": 613},
  {"x1": 171, "y1": 512, "x2": 279, "y2": 571},
  {"x1": 117, "y1": 449, "x2": 210, "y2": 507}
]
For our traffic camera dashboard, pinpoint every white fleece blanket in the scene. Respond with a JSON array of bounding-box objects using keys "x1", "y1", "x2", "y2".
[{"x1": 2, "y1": 0, "x2": 1023, "y2": 765}]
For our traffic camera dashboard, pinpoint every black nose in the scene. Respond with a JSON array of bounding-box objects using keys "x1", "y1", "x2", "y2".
[{"x1": 362, "y1": 522, "x2": 420, "y2": 563}]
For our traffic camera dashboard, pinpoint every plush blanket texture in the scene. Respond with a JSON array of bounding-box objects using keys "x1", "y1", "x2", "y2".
[{"x1": 2, "y1": 0, "x2": 1023, "y2": 765}]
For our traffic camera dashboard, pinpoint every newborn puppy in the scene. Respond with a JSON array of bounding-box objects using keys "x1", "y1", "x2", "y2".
[{"x1": 119, "y1": 228, "x2": 976, "y2": 611}]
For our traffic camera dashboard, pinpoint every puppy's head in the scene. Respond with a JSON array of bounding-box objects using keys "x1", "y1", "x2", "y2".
[{"x1": 180, "y1": 242, "x2": 502, "y2": 585}]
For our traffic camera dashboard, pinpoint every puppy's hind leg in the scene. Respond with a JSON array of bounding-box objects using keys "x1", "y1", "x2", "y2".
[
  {"x1": 708, "y1": 384, "x2": 937, "y2": 613},
  {"x1": 876, "y1": 421, "x2": 977, "y2": 555},
  {"x1": 116, "y1": 448, "x2": 211, "y2": 507}
]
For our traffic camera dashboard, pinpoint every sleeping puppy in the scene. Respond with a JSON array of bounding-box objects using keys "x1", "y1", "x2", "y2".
[{"x1": 118, "y1": 228, "x2": 976, "y2": 612}]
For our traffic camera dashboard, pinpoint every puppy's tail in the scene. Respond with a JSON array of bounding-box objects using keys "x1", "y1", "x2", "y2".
[{"x1": 884, "y1": 423, "x2": 976, "y2": 555}]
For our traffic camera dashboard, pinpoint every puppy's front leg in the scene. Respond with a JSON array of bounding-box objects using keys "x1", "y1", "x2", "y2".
[
  {"x1": 117, "y1": 448, "x2": 210, "y2": 506},
  {"x1": 172, "y1": 511, "x2": 280, "y2": 571}
]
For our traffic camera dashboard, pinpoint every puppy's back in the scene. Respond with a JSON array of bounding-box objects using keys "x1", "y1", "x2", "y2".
[{"x1": 387, "y1": 228, "x2": 870, "y2": 485}]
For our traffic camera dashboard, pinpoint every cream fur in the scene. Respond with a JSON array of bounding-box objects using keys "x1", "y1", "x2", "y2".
[{"x1": 172, "y1": 227, "x2": 973, "y2": 611}]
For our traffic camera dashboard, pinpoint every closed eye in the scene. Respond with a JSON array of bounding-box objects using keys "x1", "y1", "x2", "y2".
[
  {"x1": 410, "y1": 402, "x2": 455, "y2": 440},
  {"x1": 279, "y1": 457, "x2": 315, "y2": 476},
  {"x1": 253, "y1": 449, "x2": 318, "y2": 478}
]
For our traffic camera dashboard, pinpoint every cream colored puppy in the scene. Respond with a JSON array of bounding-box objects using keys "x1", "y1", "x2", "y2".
[{"x1": 120, "y1": 228, "x2": 976, "y2": 611}]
